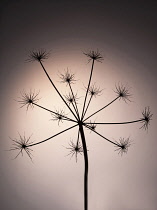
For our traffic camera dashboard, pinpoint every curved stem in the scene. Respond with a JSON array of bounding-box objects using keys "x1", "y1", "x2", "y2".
[
  {"x1": 79, "y1": 124, "x2": 88, "y2": 210},
  {"x1": 27, "y1": 124, "x2": 78, "y2": 148},
  {"x1": 83, "y1": 96, "x2": 120, "y2": 122},
  {"x1": 39, "y1": 61, "x2": 78, "y2": 120}
]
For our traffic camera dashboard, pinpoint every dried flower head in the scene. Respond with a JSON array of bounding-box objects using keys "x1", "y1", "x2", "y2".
[
  {"x1": 88, "y1": 84, "x2": 102, "y2": 97},
  {"x1": 17, "y1": 90, "x2": 40, "y2": 110},
  {"x1": 9, "y1": 133, "x2": 33, "y2": 161},
  {"x1": 87, "y1": 122, "x2": 97, "y2": 132},
  {"x1": 27, "y1": 49, "x2": 50, "y2": 62},
  {"x1": 64, "y1": 92, "x2": 78, "y2": 105},
  {"x1": 60, "y1": 69, "x2": 76, "y2": 85},
  {"x1": 115, "y1": 137, "x2": 131, "y2": 155},
  {"x1": 66, "y1": 140, "x2": 83, "y2": 162},
  {"x1": 51, "y1": 110, "x2": 66, "y2": 125},
  {"x1": 115, "y1": 84, "x2": 131, "y2": 102},
  {"x1": 84, "y1": 50, "x2": 103, "y2": 62},
  {"x1": 140, "y1": 107, "x2": 153, "y2": 130}
]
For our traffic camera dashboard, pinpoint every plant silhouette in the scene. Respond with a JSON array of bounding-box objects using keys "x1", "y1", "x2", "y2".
[{"x1": 10, "y1": 49, "x2": 152, "y2": 210}]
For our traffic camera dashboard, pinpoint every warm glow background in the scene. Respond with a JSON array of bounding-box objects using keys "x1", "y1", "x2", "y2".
[{"x1": 1, "y1": 1, "x2": 157, "y2": 210}]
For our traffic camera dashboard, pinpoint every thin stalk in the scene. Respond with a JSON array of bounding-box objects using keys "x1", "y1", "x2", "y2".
[
  {"x1": 85, "y1": 124, "x2": 120, "y2": 147},
  {"x1": 81, "y1": 59, "x2": 95, "y2": 120},
  {"x1": 84, "y1": 96, "x2": 120, "y2": 122},
  {"x1": 82, "y1": 95, "x2": 93, "y2": 119},
  {"x1": 76, "y1": 130, "x2": 80, "y2": 146},
  {"x1": 85, "y1": 119, "x2": 143, "y2": 125},
  {"x1": 27, "y1": 124, "x2": 78, "y2": 148},
  {"x1": 32, "y1": 102, "x2": 76, "y2": 123},
  {"x1": 39, "y1": 61, "x2": 78, "y2": 120},
  {"x1": 69, "y1": 83, "x2": 80, "y2": 119},
  {"x1": 79, "y1": 123, "x2": 88, "y2": 210}
]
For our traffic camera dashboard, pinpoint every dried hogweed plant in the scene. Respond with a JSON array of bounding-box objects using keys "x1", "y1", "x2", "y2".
[{"x1": 10, "y1": 49, "x2": 152, "y2": 210}]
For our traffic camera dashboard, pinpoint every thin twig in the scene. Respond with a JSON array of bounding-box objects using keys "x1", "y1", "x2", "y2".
[
  {"x1": 81, "y1": 59, "x2": 95, "y2": 120},
  {"x1": 83, "y1": 96, "x2": 120, "y2": 122},
  {"x1": 84, "y1": 124, "x2": 119, "y2": 147},
  {"x1": 27, "y1": 124, "x2": 78, "y2": 148},
  {"x1": 39, "y1": 60, "x2": 78, "y2": 120},
  {"x1": 33, "y1": 102, "x2": 77, "y2": 123}
]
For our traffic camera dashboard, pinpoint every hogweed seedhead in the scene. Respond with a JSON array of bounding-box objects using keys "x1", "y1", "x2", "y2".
[
  {"x1": 140, "y1": 107, "x2": 153, "y2": 130},
  {"x1": 27, "y1": 49, "x2": 50, "y2": 62},
  {"x1": 17, "y1": 90, "x2": 40, "y2": 110},
  {"x1": 9, "y1": 133, "x2": 33, "y2": 161},
  {"x1": 60, "y1": 69, "x2": 76, "y2": 85},
  {"x1": 51, "y1": 110, "x2": 66, "y2": 125},
  {"x1": 66, "y1": 140, "x2": 83, "y2": 162},
  {"x1": 115, "y1": 137, "x2": 131, "y2": 155},
  {"x1": 84, "y1": 50, "x2": 103, "y2": 62},
  {"x1": 88, "y1": 84, "x2": 102, "y2": 97},
  {"x1": 87, "y1": 122, "x2": 97, "y2": 132},
  {"x1": 64, "y1": 92, "x2": 79, "y2": 105},
  {"x1": 115, "y1": 83, "x2": 132, "y2": 102}
]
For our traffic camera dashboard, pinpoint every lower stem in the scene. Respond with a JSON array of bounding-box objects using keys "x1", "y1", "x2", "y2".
[{"x1": 79, "y1": 124, "x2": 88, "y2": 210}]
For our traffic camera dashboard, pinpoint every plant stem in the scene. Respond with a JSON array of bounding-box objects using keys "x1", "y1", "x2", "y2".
[
  {"x1": 39, "y1": 61, "x2": 78, "y2": 120},
  {"x1": 85, "y1": 124, "x2": 120, "y2": 147},
  {"x1": 83, "y1": 96, "x2": 120, "y2": 122},
  {"x1": 33, "y1": 102, "x2": 76, "y2": 123},
  {"x1": 79, "y1": 123, "x2": 88, "y2": 210},
  {"x1": 82, "y1": 95, "x2": 93, "y2": 119},
  {"x1": 85, "y1": 119, "x2": 143, "y2": 125},
  {"x1": 27, "y1": 124, "x2": 78, "y2": 148},
  {"x1": 81, "y1": 59, "x2": 95, "y2": 120},
  {"x1": 68, "y1": 83, "x2": 80, "y2": 119}
]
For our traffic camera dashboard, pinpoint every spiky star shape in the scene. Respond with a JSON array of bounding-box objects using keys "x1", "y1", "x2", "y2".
[{"x1": 11, "y1": 49, "x2": 152, "y2": 160}]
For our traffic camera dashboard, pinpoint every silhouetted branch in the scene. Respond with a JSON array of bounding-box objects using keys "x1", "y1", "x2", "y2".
[
  {"x1": 68, "y1": 83, "x2": 80, "y2": 119},
  {"x1": 81, "y1": 59, "x2": 95, "y2": 120},
  {"x1": 84, "y1": 96, "x2": 120, "y2": 121},
  {"x1": 27, "y1": 124, "x2": 78, "y2": 148},
  {"x1": 33, "y1": 102, "x2": 76, "y2": 123},
  {"x1": 82, "y1": 84, "x2": 102, "y2": 119},
  {"x1": 85, "y1": 119, "x2": 143, "y2": 125},
  {"x1": 84, "y1": 124, "x2": 120, "y2": 147},
  {"x1": 38, "y1": 60, "x2": 78, "y2": 120}
]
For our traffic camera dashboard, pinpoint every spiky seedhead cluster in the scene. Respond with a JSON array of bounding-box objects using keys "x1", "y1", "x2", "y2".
[
  {"x1": 27, "y1": 49, "x2": 50, "y2": 62},
  {"x1": 66, "y1": 140, "x2": 83, "y2": 162},
  {"x1": 115, "y1": 137, "x2": 131, "y2": 155},
  {"x1": 60, "y1": 69, "x2": 76, "y2": 85},
  {"x1": 64, "y1": 92, "x2": 78, "y2": 105},
  {"x1": 18, "y1": 90, "x2": 39, "y2": 110},
  {"x1": 9, "y1": 134, "x2": 33, "y2": 161},
  {"x1": 140, "y1": 107, "x2": 153, "y2": 130},
  {"x1": 87, "y1": 122, "x2": 97, "y2": 132},
  {"x1": 84, "y1": 50, "x2": 103, "y2": 62},
  {"x1": 88, "y1": 84, "x2": 102, "y2": 97},
  {"x1": 51, "y1": 110, "x2": 66, "y2": 125},
  {"x1": 115, "y1": 84, "x2": 131, "y2": 102}
]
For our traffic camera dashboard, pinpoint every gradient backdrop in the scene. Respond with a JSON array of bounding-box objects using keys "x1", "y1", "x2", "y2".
[{"x1": 1, "y1": 1, "x2": 157, "y2": 210}]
